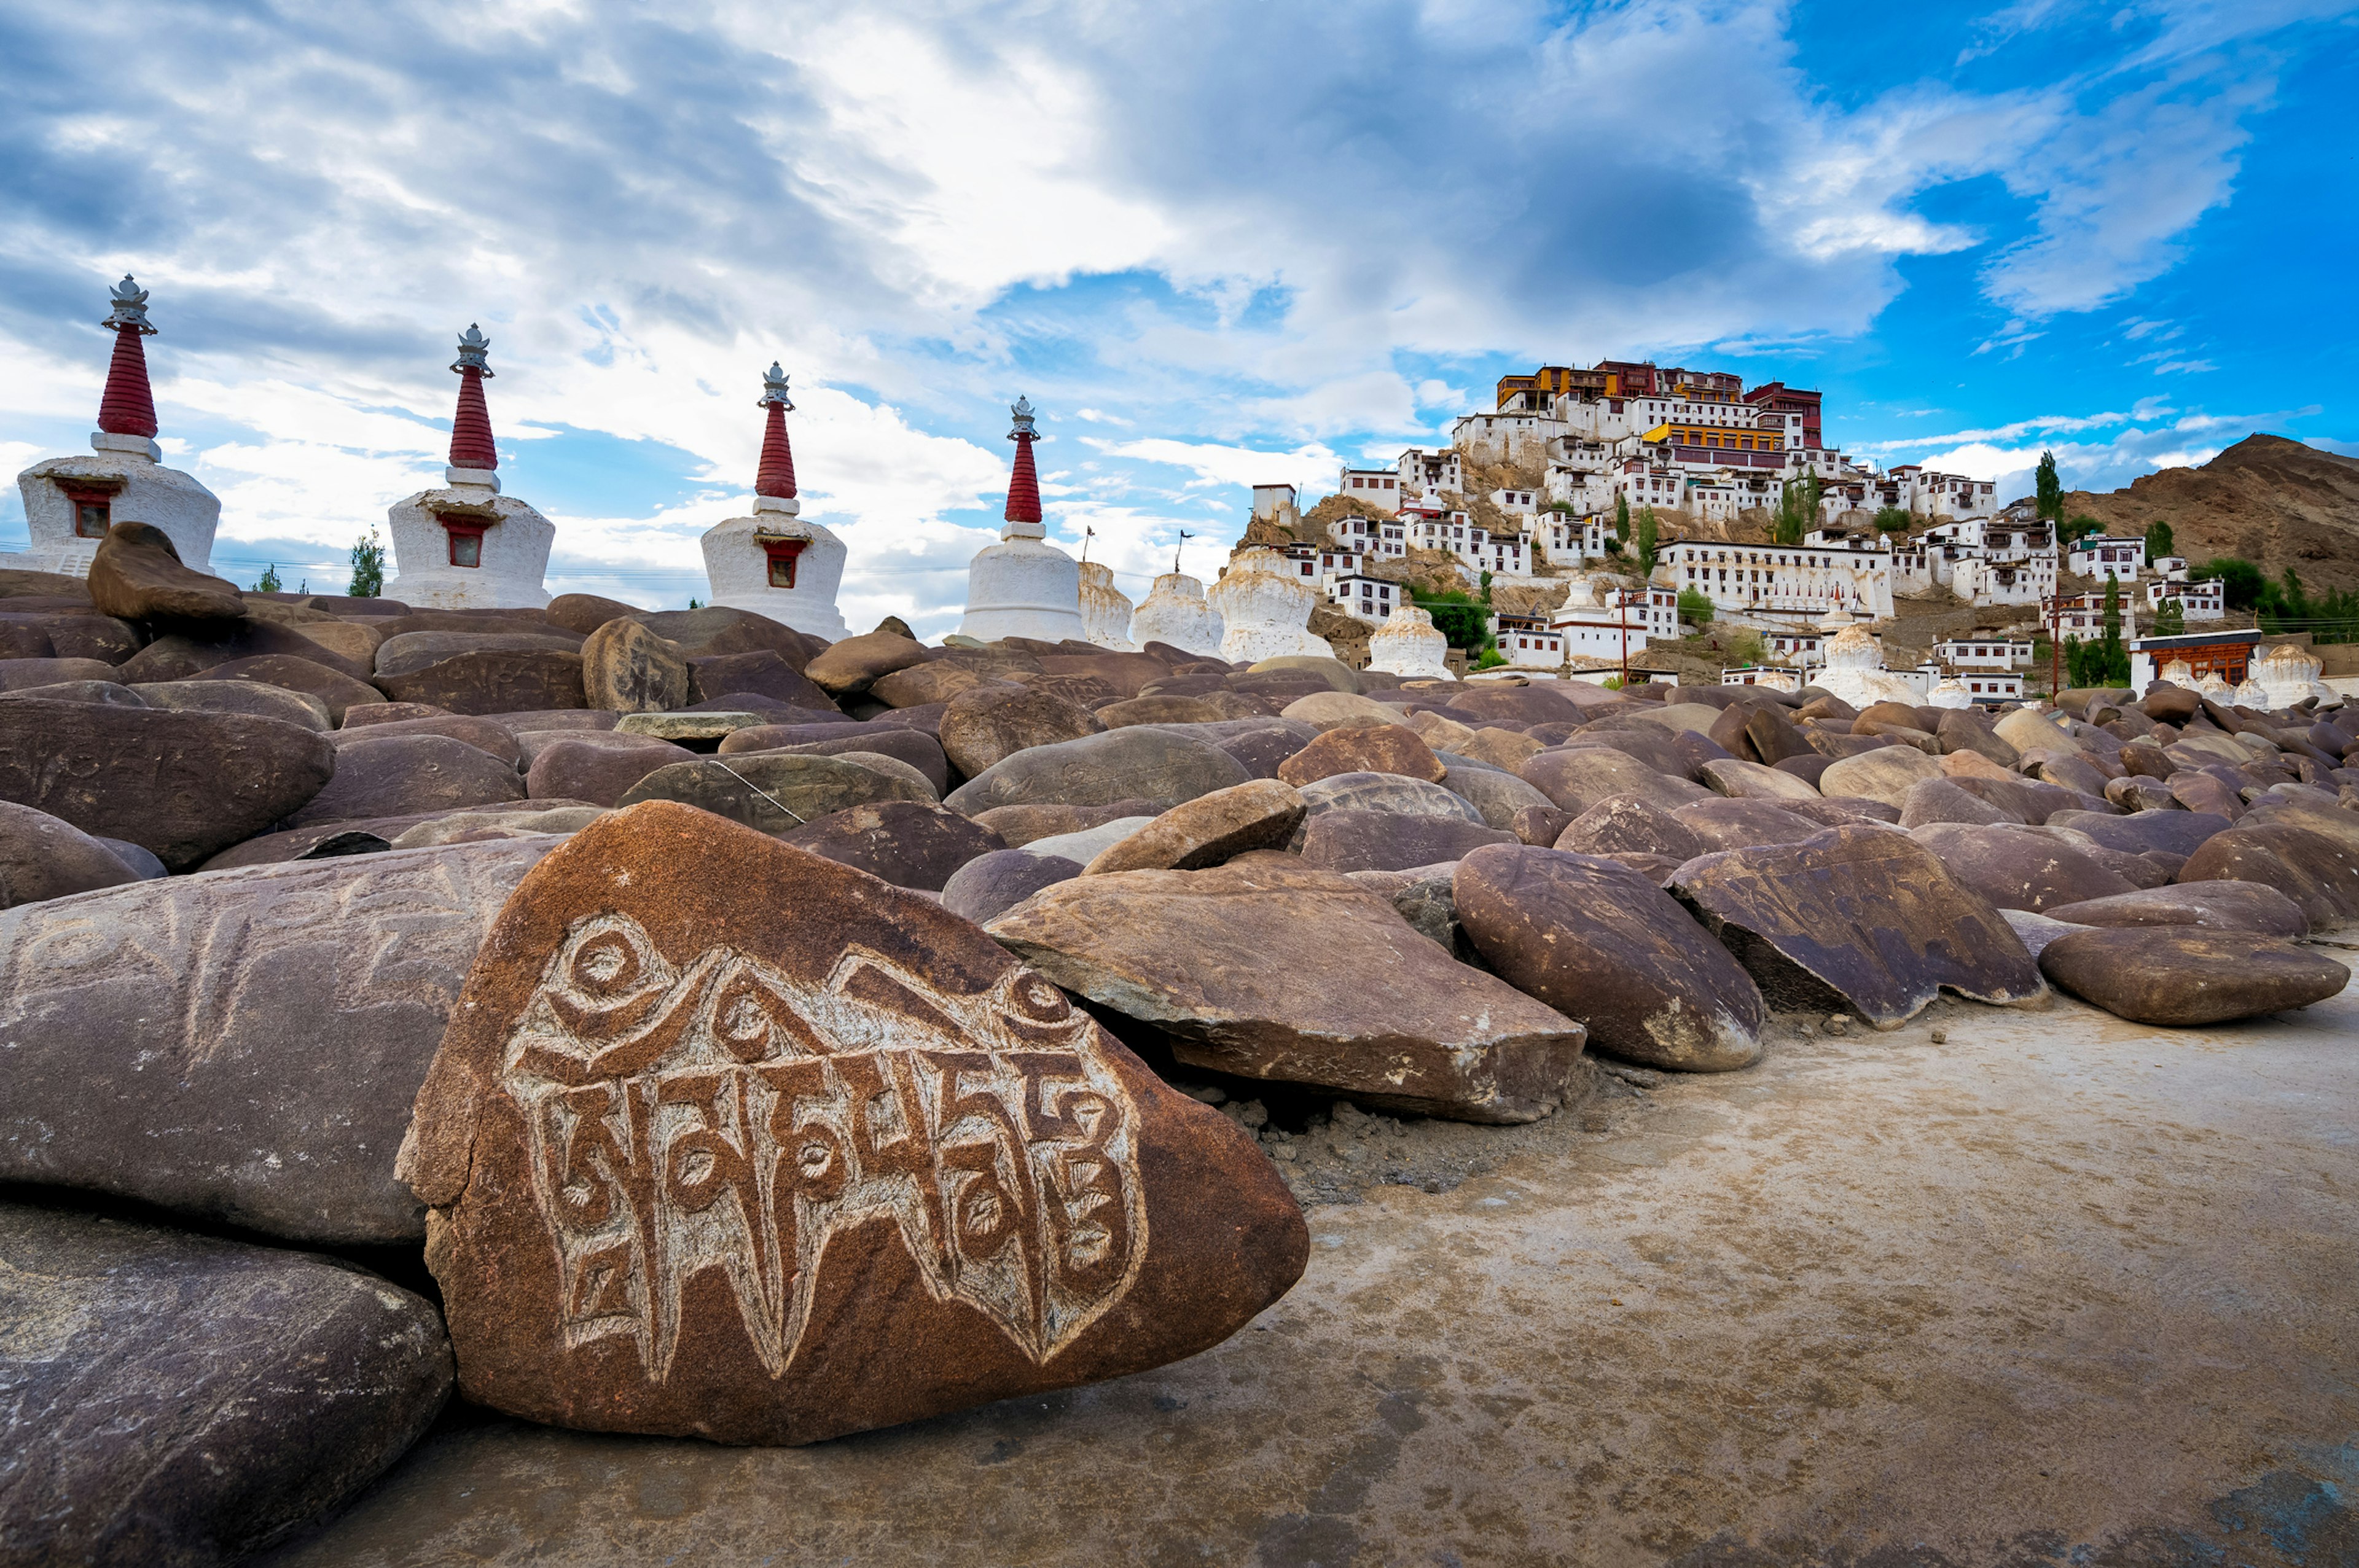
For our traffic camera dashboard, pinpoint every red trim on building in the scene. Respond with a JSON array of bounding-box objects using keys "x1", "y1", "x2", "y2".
[
  {"x1": 1003, "y1": 433, "x2": 1042, "y2": 524},
  {"x1": 756, "y1": 402, "x2": 797, "y2": 499},
  {"x1": 761, "y1": 536, "x2": 806, "y2": 589},
  {"x1": 436, "y1": 513, "x2": 489, "y2": 568},
  {"x1": 449, "y1": 367, "x2": 498, "y2": 472},
  {"x1": 96, "y1": 325, "x2": 159, "y2": 439}
]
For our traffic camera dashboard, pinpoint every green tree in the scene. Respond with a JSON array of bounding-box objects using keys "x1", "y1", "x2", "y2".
[
  {"x1": 1872, "y1": 505, "x2": 1912, "y2": 536},
  {"x1": 1676, "y1": 588, "x2": 1715, "y2": 626},
  {"x1": 2150, "y1": 596, "x2": 2184, "y2": 636},
  {"x1": 253, "y1": 563, "x2": 281, "y2": 593},
  {"x1": 1614, "y1": 493, "x2": 1629, "y2": 542},
  {"x1": 2060, "y1": 514, "x2": 2104, "y2": 546},
  {"x1": 2094, "y1": 572, "x2": 2130, "y2": 685},
  {"x1": 348, "y1": 526, "x2": 385, "y2": 598},
  {"x1": 2144, "y1": 520, "x2": 2174, "y2": 561},
  {"x1": 1772, "y1": 474, "x2": 1818, "y2": 547},
  {"x1": 2192, "y1": 556, "x2": 2266, "y2": 609},
  {"x1": 1634, "y1": 506, "x2": 1659, "y2": 573},
  {"x1": 1414, "y1": 598, "x2": 1490, "y2": 650},
  {"x1": 1479, "y1": 568, "x2": 1494, "y2": 604},
  {"x1": 2033, "y1": 450, "x2": 2064, "y2": 523}
]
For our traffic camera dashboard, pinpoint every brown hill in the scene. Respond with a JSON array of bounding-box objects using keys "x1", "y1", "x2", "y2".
[{"x1": 2064, "y1": 434, "x2": 2359, "y2": 594}]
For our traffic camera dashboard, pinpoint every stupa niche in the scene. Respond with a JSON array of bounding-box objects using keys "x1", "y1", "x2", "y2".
[
  {"x1": 10, "y1": 276, "x2": 221, "y2": 578},
  {"x1": 385, "y1": 325, "x2": 554, "y2": 610},
  {"x1": 957, "y1": 397, "x2": 1086, "y2": 644},
  {"x1": 699, "y1": 363, "x2": 848, "y2": 640}
]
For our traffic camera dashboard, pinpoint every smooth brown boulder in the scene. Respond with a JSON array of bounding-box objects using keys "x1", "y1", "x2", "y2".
[
  {"x1": 1898, "y1": 777, "x2": 2016, "y2": 829},
  {"x1": 1454, "y1": 845, "x2": 1763, "y2": 1072},
  {"x1": 133, "y1": 676, "x2": 333, "y2": 731},
  {"x1": 1818, "y1": 744, "x2": 1944, "y2": 808},
  {"x1": 1512, "y1": 805, "x2": 1575, "y2": 847},
  {"x1": 779, "y1": 800, "x2": 1006, "y2": 889},
  {"x1": 970, "y1": 799, "x2": 1166, "y2": 849},
  {"x1": 1299, "y1": 811, "x2": 1519, "y2": 874},
  {"x1": 0, "y1": 656, "x2": 119, "y2": 691},
  {"x1": 1095, "y1": 695, "x2": 1227, "y2": 728},
  {"x1": 525, "y1": 735, "x2": 685, "y2": 806},
  {"x1": 580, "y1": 618, "x2": 689, "y2": 713},
  {"x1": 632, "y1": 606, "x2": 823, "y2": 668},
  {"x1": 546, "y1": 591, "x2": 644, "y2": 635},
  {"x1": 2039, "y1": 927, "x2": 2348, "y2": 1026},
  {"x1": 684, "y1": 650, "x2": 839, "y2": 712},
  {"x1": 327, "y1": 713, "x2": 522, "y2": 769},
  {"x1": 803, "y1": 630, "x2": 929, "y2": 698},
  {"x1": 2044, "y1": 883, "x2": 2309, "y2": 938},
  {"x1": 1672, "y1": 823, "x2": 2047, "y2": 1026},
  {"x1": 940, "y1": 848, "x2": 1086, "y2": 925},
  {"x1": 946, "y1": 728, "x2": 1247, "y2": 816},
  {"x1": 1277, "y1": 724, "x2": 1446, "y2": 787},
  {"x1": 0, "y1": 799, "x2": 140, "y2": 908},
  {"x1": 1672, "y1": 797, "x2": 1828, "y2": 853},
  {"x1": 1520, "y1": 747, "x2": 1711, "y2": 814},
  {"x1": 1936, "y1": 711, "x2": 2019, "y2": 768},
  {"x1": 2169, "y1": 771, "x2": 2245, "y2": 819},
  {"x1": 619, "y1": 750, "x2": 933, "y2": 833},
  {"x1": 988, "y1": 854, "x2": 1588, "y2": 1122},
  {"x1": 939, "y1": 685, "x2": 1103, "y2": 779},
  {"x1": 726, "y1": 727, "x2": 950, "y2": 797},
  {"x1": 290, "y1": 733, "x2": 526, "y2": 827},
  {"x1": 1909, "y1": 823, "x2": 2139, "y2": 912},
  {"x1": 117, "y1": 618, "x2": 374, "y2": 684},
  {"x1": 401, "y1": 801, "x2": 1306, "y2": 1444},
  {"x1": 0, "y1": 700, "x2": 334, "y2": 871},
  {"x1": 2177, "y1": 821, "x2": 2359, "y2": 925},
  {"x1": 86, "y1": 520, "x2": 245, "y2": 622},
  {"x1": 374, "y1": 630, "x2": 582, "y2": 678},
  {"x1": 1554, "y1": 795, "x2": 1705, "y2": 863},
  {"x1": 868, "y1": 661, "x2": 989, "y2": 709},
  {"x1": 380, "y1": 650, "x2": 586, "y2": 715},
  {"x1": 205, "y1": 652, "x2": 388, "y2": 724},
  {"x1": 1084, "y1": 779, "x2": 1306, "y2": 875},
  {"x1": 1699, "y1": 756, "x2": 1821, "y2": 803}
]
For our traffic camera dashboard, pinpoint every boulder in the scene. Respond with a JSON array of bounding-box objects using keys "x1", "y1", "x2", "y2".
[
  {"x1": 389, "y1": 803, "x2": 604, "y2": 848},
  {"x1": 1454, "y1": 845, "x2": 1764, "y2": 1071},
  {"x1": 0, "y1": 700, "x2": 334, "y2": 871},
  {"x1": 580, "y1": 617, "x2": 690, "y2": 714},
  {"x1": 525, "y1": 735, "x2": 686, "y2": 806},
  {"x1": 1553, "y1": 795, "x2": 1705, "y2": 863},
  {"x1": 1898, "y1": 777, "x2": 2017, "y2": 830},
  {"x1": 988, "y1": 854, "x2": 1589, "y2": 1122},
  {"x1": 780, "y1": 800, "x2": 1006, "y2": 889},
  {"x1": 868, "y1": 660, "x2": 992, "y2": 709},
  {"x1": 546, "y1": 591, "x2": 644, "y2": 634},
  {"x1": 947, "y1": 728, "x2": 1250, "y2": 816},
  {"x1": 374, "y1": 630, "x2": 581, "y2": 679},
  {"x1": 1909, "y1": 822, "x2": 2140, "y2": 912},
  {"x1": 0, "y1": 1201, "x2": 452, "y2": 1566},
  {"x1": 614, "y1": 709, "x2": 769, "y2": 743},
  {"x1": 1294, "y1": 770, "x2": 1487, "y2": 828},
  {"x1": 399, "y1": 802, "x2": 1305, "y2": 1443},
  {"x1": 1453, "y1": 727, "x2": 1546, "y2": 773},
  {"x1": 379, "y1": 650, "x2": 586, "y2": 715},
  {"x1": 1699, "y1": 757, "x2": 1821, "y2": 802},
  {"x1": 0, "y1": 677, "x2": 141, "y2": 708},
  {"x1": 1672, "y1": 823, "x2": 2048, "y2": 1026},
  {"x1": 0, "y1": 655, "x2": 121, "y2": 690},
  {"x1": 1785, "y1": 797, "x2": 1903, "y2": 828},
  {"x1": 802, "y1": 630, "x2": 930, "y2": 697},
  {"x1": 939, "y1": 685, "x2": 1103, "y2": 778},
  {"x1": 1278, "y1": 690, "x2": 1405, "y2": 732},
  {"x1": 2039, "y1": 927, "x2": 2349, "y2": 1026},
  {"x1": 970, "y1": 799, "x2": 1167, "y2": 849},
  {"x1": 1817, "y1": 744, "x2": 1944, "y2": 808},
  {"x1": 1084, "y1": 780, "x2": 1306, "y2": 875},
  {"x1": 1015, "y1": 817, "x2": 1158, "y2": 865},
  {"x1": 1095, "y1": 695, "x2": 1230, "y2": 728},
  {"x1": 194, "y1": 799, "x2": 599, "y2": 870},
  {"x1": 633, "y1": 606, "x2": 823, "y2": 666},
  {"x1": 0, "y1": 799, "x2": 140, "y2": 908},
  {"x1": 2168, "y1": 771, "x2": 2245, "y2": 819},
  {"x1": 1301, "y1": 809, "x2": 1520, "y2": 874},
  {"x1": 289, "y1": 733, "x2": 526, "y2": 827},
  {"x1": 2043, "y1": 883, "x2": 2309, "y2": 938},
  {"x1": 619, "y1": 750, "x2": 935, "y2": 834},
  {"x1": 940, "y1": 848, "x2": 1086, "y2": 926},
  {"x1": 1672, "y1": 797, "x2": 1828, "y2": 853},
  {"x1": 0, "y1": 841, "x2": 553, "y2": 1239},
  {"x1": 326, "y1": 712, "x2": 520, "y2": 767},
  {"x1": 201, "y1": 652, "x2": 387, "y2": 724},
  {"x1": 1196, "y1": 717, "x2": 1320, "y2": 779},
  {"x1": 1277, "y1": 723, "x2": 1446, "y2": 787},
  {"x1": 132, "y1": 677, "x2": 333, "y2": 730},
  {"x1": 1442, "y1": 762, "x2": 1556, "y2": 830},
  {"x1": 86, "y1": 520, "x2": 246, "y2": 622},
  {"x1": 1512, "y1": 805, "x2": 1576, "y2": 847},
  {"x1": 119, "y1": 620, "x2": 374, "y2": 685},
  {"x1": 724, "y1": 727, "x2": 950, "y2": 797},
  {"x1": 1520, "y1": 747, "x2": 1711, "y2": 814},
  {"x1": 2177, "y1": 822, "x2": 2359, "y2": 926},
  {"x1": 684, "y1": 650, "x2": 839, "y2": 713}
]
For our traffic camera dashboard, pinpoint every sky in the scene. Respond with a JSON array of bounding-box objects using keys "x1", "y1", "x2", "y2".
[{"x1": 1, "y1": 0, "x2": 2353, "y2": 638}]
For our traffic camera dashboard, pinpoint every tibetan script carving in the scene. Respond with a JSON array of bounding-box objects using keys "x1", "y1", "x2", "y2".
[{"x1": 499, "y1": 911, "x2": 1146, "y2": 1379}]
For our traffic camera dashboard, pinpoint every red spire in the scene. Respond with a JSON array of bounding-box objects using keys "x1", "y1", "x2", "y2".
[
  {"x1": 1003, "y1": 395, "x2": 1041, "y2": 524},
  {"x1": 447, "y1": 324, "x2": 498, "y2": 472},
  {"x1": 755, "y1": 361, "x2": 797, "y2": 499},
  {"x1": 96, "y1": 276, "x2": 158, "y2": 439}
]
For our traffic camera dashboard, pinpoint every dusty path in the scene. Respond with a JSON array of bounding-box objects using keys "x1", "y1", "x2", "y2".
[{"x1": 265, "y1": 978, "x2": 2359, "y2": 1567}]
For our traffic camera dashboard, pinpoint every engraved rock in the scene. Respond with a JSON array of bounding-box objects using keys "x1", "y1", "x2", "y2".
[
  {"x1": 1300, "y1": 809, "x2": 1518, "y2": 874},
  {"x1": 1083, "y1": 780, "x2": 1307, "y2": 875},
  {"x1": 619, "y1": 751, "x2": 934, "y2": 835},
  {"x1": 1672, "y1": 797, "x2": 1829, "y2": 854},
  {"x1": 1277, "y1": 724, "x2": 1445, "y2": 787},
  {"x1": 0, "y1": 798, "x2": 139, "y2": 908},
  {"x1": 781, "y1": 800, "x2": 1006, "y2": 890},
  {"x1": 1671, "y1": 822, "x2": 2048, "y2": 1027},
  {"x1": 525, "y1": 734, "x2": 688, "y2": 806},
  {"x1": 0, "y1": 1201, "x2": 452, "y2": 1566},
  {"x1": 2042, "y1": 881, "x2": 2309, "y2": 938},
  {"x1": 941, "y1": 848, "x2": 1086, "y2": 926},
  {"x1": 720, "y1": 726, "x2": 950, "y2": 797},
  {"x1": 289, "y1": 733, "x2": 526, "y2": 828},
  {"x1": 378, "y1": 650, "x2": 587, "y2": 715},
  {"x1": 399, "y1": 801, "x2": 1305, "y2": 1443},
  {"x1": 939, "y1": 685, "x2": 1103, "y2": 779},
  {"x1": 2175, "y1": 820, "x2": 2359, "y2": 926},
  {"x1": 581, "y1": 617, "x2": 690, "y2": 714},
  {"x1": 0, "y1": 841, "x2": 554, "y2": 1241},
  {"x1": 684, "y1": 650, "x2": 840, "y2": 713},
  {"x1": 202, "y1": 652, "x2": 388, "y2": 724},
  {"x1": 987, "y1": 854, "x2": 1588, "y2": 1122},
  {"x1": 945, "y1": 727, "x2": 1250, "y2": 816},
  {"x1": 1519, "y1": 747, "x2": 1712, "y2": 815},
  {"x1": 1816, "y1": 744, "x2": 1944, "y2": 808},
  {"x1": 1908, "y1": 822, "x2": 2140, "y2": 913}
]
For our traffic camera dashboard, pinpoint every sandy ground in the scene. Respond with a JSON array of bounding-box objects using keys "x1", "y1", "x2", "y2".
[{"x1": 263, "y1": 969, "x2": 2359, "y2": 1568}]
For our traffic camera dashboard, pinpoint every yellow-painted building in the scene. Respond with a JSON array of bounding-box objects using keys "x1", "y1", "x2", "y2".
[{"x1": 1642, "y1": 421, "x2": 1783, "y2": 452}]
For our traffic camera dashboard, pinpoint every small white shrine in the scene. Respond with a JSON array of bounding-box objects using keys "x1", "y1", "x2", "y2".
[
  {"x1": 10, "y1": 276, "x2": 221, "y2": 577},
  {"x1": 1367, "y1": 603, "x2": 1451, "y2": 679},
  {"x1": 700, "y1": 363, "x2": 848, "y2": 639},
  {"x1": 1078, "y1": 561, "x2": 1136, "y2": 650},
  {"x1": 1808, "y1": 605, "x2": 1923, "y2": 709},
  {"x1": 958, "y1": 397, "x2": 1086, "y2": 644},
  {"x1": 1129, "y1": 570, "x2": 1224, "y2": 657},
  {"x1": 2251, "y1": 643, "x2": 2335, "y2": 711},
  {"x1": 385, "y1": 326, "x2": 554, "y2": 610},
  {"x1": 1209, "y1": 545, "x2": 1332, "y2": 665}
]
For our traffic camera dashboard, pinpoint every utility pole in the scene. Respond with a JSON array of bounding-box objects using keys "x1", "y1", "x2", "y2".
[{"x1": 1619, "y1": 593, "x2": 1630, "y2": 688}]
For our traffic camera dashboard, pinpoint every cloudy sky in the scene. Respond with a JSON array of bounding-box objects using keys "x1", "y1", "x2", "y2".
[{"x1": 2, "y1": 0, "x2": 2352, "y2": 635}]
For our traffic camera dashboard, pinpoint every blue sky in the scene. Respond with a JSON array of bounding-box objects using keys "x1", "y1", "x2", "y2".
[{"x1": 2, "y1": 0, "x2": 2353, "y2": 637}]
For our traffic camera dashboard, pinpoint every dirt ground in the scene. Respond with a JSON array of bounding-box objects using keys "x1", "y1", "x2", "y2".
[{"x1": 263, "y1": 964, "x2": 2359, "y2": 1568}]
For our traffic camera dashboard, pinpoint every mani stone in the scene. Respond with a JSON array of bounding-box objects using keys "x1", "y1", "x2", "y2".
[
  {"x1": 937, "y1": 684, "x2": 1103, "y2": 779},
  {"x1": 800, "y1": 629, "x2": 929, "y2": 697},
  {"x1": 1520, "y1": 747, "x2": 1712, "y2": 815},
  {"x1": 398, "y1": 800, "x2": 1305, "y2": 1444},
  {"x1": 1908, "y1": 822, "x2": 2140, "y2": 913},
  {"x1": 1296, "y1": 770, "x2": 1486, "y2": 826},
  {"x1": 2043, "y1": 882, "x2": 2309, "y2": 938},
  {"x1": 1671, "y1": 822, "x2": 2048, "y2": 1028},
  {"x1": 203, "y1": 652, "x2": 386, "y2": 724},
  {"x1": 1671, "y1": 797, "x2": 1827, "y2": 854},
  {"x1": 2177, "y1": 821, "x2": 2359, "y2": 926},
  {"x1": 1554, "y1": 794, "x2": 1704, "y2": 863},
  {"x1": 1084, "y1": 779, "x2": 1306, "y2": 875},
  {"x1": 1453, "y1": 845, "x2": 1764, "y2": 1072},
  {"x1": 1441, "y1": 762, "x2": 1555, "y2": 829},
  {"x1": 780, "y1": 800, "x2": 1006, "y2": 890},
  {"x1": 0, "y1": 798, "x2": 139, "y2": 908},
  {"x1": 0, "y1": 841, "x2": 555, "y2": 1242},
  {"x1": 940, "y1": 848, "x2": 1086, "y2": 926},
  {"x1": 723, "y1": 727, "x2": 950, "y2": 797},
  {"x1": 378, "y1": 650, "x2": 587, "y2": 715},
  {"x1": 0, "y1": 700, "x2": 334, "y2": 872},
  {"x1": 526, "y1": 735, "x2": 686, "y2": 806},
  {"x1": 1300, "y1": 809, "x2": 1519, "y2": 874},
  {"x1": 616, "y1": 709, "x2": 769, "y2": 742},
  {"x1": 619, "y1": 751, "x2": 934, "y2": 835},
  {"x1": 945, "y1": 727, "x2": 1250, "y2": 816},
  {"x1": 289, "y1": 733, "x2": 527, "y2": 827},
  {"x1": 0, "y1": 1201, "x2": 452, "y2": 1567},
  {"x1": 1276, "y1": 724, "x2": 1444, "y2": 787},
  {"x1": 1816, "y1": 744, "x2": 1944, "y2": 808},
  {"x1": 988, "y1": 854, "x2": 1589, "y2": 1123},
  {"x1": 2038, "y1": 927, "x2": 2349, "y2": 1026},
  {"x1": 580, "y1": 617, "x2": 690, "y2": 714}
]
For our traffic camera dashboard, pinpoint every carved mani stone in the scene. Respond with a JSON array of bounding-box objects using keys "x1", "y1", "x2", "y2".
[{"x1": 399, "y1": 800, "x2": 1307, "y2": 1444}]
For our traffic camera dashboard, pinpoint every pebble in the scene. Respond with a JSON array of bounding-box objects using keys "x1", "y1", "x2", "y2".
[
  {"x1": 1825, "y1": 1015, "x2": 1851, "y2": 1036},
  {"x1": 1930, "y1": 1028, "x2": 1949, "y2": 1044}
]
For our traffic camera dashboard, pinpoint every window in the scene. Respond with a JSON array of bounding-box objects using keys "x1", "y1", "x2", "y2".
[
  {"x1": 448, "y1": 528, "x2": 483, "y2": 568},
  {"x1": 76, "y1": 500, "x2": 110, "y2": 537}
]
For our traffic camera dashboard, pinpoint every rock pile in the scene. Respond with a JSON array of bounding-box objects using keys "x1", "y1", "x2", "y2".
[{"x1": 0, "y1": 567, "x2": 2350, "y2": 1552}]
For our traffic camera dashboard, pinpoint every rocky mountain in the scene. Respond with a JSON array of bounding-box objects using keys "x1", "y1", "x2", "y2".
[{"x1": 2066, "y1": 434, "x2": 2359, "y2": 594}]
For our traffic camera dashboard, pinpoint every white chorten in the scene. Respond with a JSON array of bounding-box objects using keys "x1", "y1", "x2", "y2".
[
  {"x1": 957, "y1": 397, "x2": 1086, "y2": 644},
  {"x1": 385, "y1": 326, "x2": 554, "y2": 610},
  {"x1": 1129, "y1": 569, "x2": 1224, "y2": 656},
  {"x1": 1078, "y1": 560, "x2": 1137, "y2": 650},
  {"x1": 1927, "y1": 674, "x2": 1974, "y2": 710},
  {"x1": 10, "y1": 276, "x2": 221, "y2": 578},
  {"x1": 1367, "y1": 603, "x2": 1451, "y2": 679},
  {"x1": 2197, "y1": 672, "x2": 2234, "y2": 698},
  {"x1": 2252, "y1": 643, "x2": 2332, "y2": 710},
  {"x1": 1210, "y1": 545, "x2": 1332, "y2": 665},
  {"x1": 1809, "y1": 604, "x2": 1921, "y2": 709},
  {"x1": 2159, "y1": 657, "x2": 2196, "y2": 688},
  {"x1": 699, "y1": 363, "x2": 848, "y2": 639}
]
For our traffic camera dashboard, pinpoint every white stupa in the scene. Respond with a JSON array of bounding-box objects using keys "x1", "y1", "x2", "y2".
[
  {"x1": 1809, "y1": 604, "x2": 1922, "y2": 709},
  {"x1": 698, "y1": 363, "x2": 848, "y2": 639},
  {"x1": 1927, "y1": 674, "x2": 1974, "y2": 709},
  {"x1": 1130, "y1": 569, "x2": 1224, "y2": 656},
  {"x1": 1210, "y1": 545, "x2": 1332, "y2": 665},
  {"x1": 957, "y1": 397, "x2": 1086, "y2": 644},
  {"x1": 1367, "y1": 603, "x2": 1451, "y2": 678},
  {"x1": 1078, "y1": 560, "x2": 1136, "y2": 650},
  {"x1": 385, "y1": 325, "x2": 554, "y2": 610},
  {"x1": 10, "y1": 276, "x2": 221, "y2": 578},
  {"x1": 2251, "y1": 643, "x2": 2333, "y2": 710}
]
